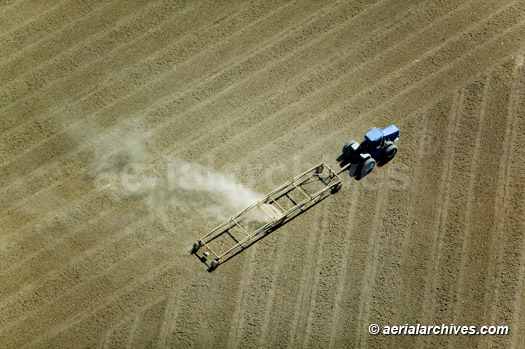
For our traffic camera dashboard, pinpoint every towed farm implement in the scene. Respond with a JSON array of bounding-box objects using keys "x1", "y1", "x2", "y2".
[{"x1": 192, "y1": 125, "x2": 400, "y2": 270}]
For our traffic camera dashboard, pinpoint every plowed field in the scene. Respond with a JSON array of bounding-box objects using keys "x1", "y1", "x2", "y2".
[{"x1": 1, "y1": 1, "x2": 524, "y2": 348}]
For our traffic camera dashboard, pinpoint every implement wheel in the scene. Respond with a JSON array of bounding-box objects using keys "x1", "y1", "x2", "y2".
[
  {"x1": 331, "y1": 182, "x2": 342, "y2": 193},
  {"x1": 192, "y1": 240, "x2": 203, "y2": 254},
  {"x1": 210, "y1": 259, "x2": 220, "y2": 271}
]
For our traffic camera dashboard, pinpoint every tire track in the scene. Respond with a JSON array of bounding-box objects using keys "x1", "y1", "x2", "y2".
[
  {"x1": 303, "y1": 179, "x2": 370, "y2": 348},
  {"x1": 0, "y1": 0, "x2": 132, "y2": 92},
  {"x1": 448, "y1": 75, "x2": 491, "y2": 349},
  {"x1": 425, "y1": 77, "x2": 487, "y2": 348},
  {"x1": 0, "y1": 0, "x2": 61, "y2": 36},
  {"x1": 258, "y1": 223, "x2": 298, "y2": 347},
  {"x1": 0, "y1": 0, "x2": 345, "y2": 199},
  {"x1": 354, "y1": 175, "x2": 392, "y2": 348},
  {"x1": 96, "y1": 317, "x2": 134, "y2": 349},
  {"x1": 17, "y1": 49, "x2": 520, "y2": 346},
  {"x1": 228, "y1": 223, "x2": 290, "y2": 348},
  {"x1": 2, "y1": 0, "x2": 516, "y2": 328},
  {"x1": 225, "y1": 245, "x2": 258, "y2": 349},
  {"x1": 159, "y1": 279, "x2": 209, "y2": 348},
  {"x1": 299, "y1": 199, "x2": 336, "y2": 349},
  {"x1": 96, "y1": 328, "x2": 113, "y2": 349},
  {"x1": 0, "y1": 0, "x2": 199, "y2": 152},
  {"x1": 327, "y1": 184, "x2": 360, "y2": 349},
  {"x1": 0, "y1": 0, "x2": 470, "y2": 242},
  {"x1": 287, "y1": 199, "x2": 330, "y2": 349},
  {"x1": 0, "y1": 0, "x2": 396, "y2": 270},
  {"x1": 0, "y1": 0, "x2": 352, "y2": 284},
  {"x1": 2, "y1": 1, "x2": 520, "y2": 344},
  {"x1": 125, "y1": 312, "x2": 141, "y2": 349},
  {"x1": 182, "y1": 233, "x2": 250, "y2": 348},
  {"x1": 126, "y1": 298, "x2": 166, "y2": 348},
  {"x1": 0, "y1": 0, "x2": 246, "y2": 138},
  {"x1": 359, "y1": 116, "x2": 426, "y2": 349},
  {"x1": 482, "y1": 55, "x2": 522, "y2": 326},
  {"x1": 415, "y1": 90, "x2": 463, "y2": 347},
  {"x1": 329, "y1": 179, "x2": 383, "y2": 347},
  {"x1": 454, "y1": 58, "x2": 519, "y2": 348},
  {"x1": 251, "y1": 155, "x2": 330, "y2": 348},
  {"x1": 258, "y1": 161, "x2": 338, "y2": 348},
  {"x1": 0, "y1": 0, "x2": 84, "y2": 60},
  {"x1": 486, "y1": 59, "x2": 525, "y2": 348},
  {"x1": 3, "y1": 0, "x2": 520, "y2": 314},
  {"x1": 156, "y1": 291, "x2": 182, "y2": 348},
  {"x1": 388, "y1": 114, "x2": 428, "y2": 329}
]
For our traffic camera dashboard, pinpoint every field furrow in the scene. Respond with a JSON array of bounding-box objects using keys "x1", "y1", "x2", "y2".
[{"x1": 1, "y1": 1, "x2": 523, "y2": 347}]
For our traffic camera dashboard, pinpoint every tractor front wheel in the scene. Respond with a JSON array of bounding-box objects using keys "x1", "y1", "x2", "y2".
[{"x1": 382, "y1": 143, "x2": 398, "y2": 164}]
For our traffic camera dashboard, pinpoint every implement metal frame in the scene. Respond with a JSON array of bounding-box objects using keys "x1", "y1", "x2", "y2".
[{"x1": 192, "y1": 163, "x2": 342, "y2": 269}]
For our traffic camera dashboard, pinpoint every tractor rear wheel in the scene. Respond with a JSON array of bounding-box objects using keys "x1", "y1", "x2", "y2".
[
  {"x1": 356, "y1": 158, "x2": 376, "y2": 180},
  {"x1": 342, "y1": 140, "x2": 356, "y2": 160}
]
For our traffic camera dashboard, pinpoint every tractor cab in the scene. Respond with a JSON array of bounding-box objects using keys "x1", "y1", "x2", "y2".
[
  {"x1": 363, "y1": 127, "x2": 384, "y2": 149},
  {"x1": 362, "y1": 127, "x2": 385, "y2": 159}
]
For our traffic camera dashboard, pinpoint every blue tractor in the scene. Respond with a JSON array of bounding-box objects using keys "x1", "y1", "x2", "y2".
[{"x1": 342, "y1": 125, "x2": 399, "y2": 180}]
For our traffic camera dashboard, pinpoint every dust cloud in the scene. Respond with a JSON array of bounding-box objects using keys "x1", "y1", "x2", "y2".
[
  {"x1": 86, "y1": 119, "x2": 277, "y2": 225},
  {"x1": 166, "y1": 159, "x2": 281, "y2": 224}
]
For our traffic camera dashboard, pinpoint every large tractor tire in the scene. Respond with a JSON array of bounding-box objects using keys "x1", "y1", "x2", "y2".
[
  {"x1": 380, "y1": 142, "x2": 398, "y2": 166},
  {"x1": 356, "y1": 158, "x2": 376, "y2": 180},
  {"x1": 342, "y1": 140, "x2": 356, "y2": 161}
]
